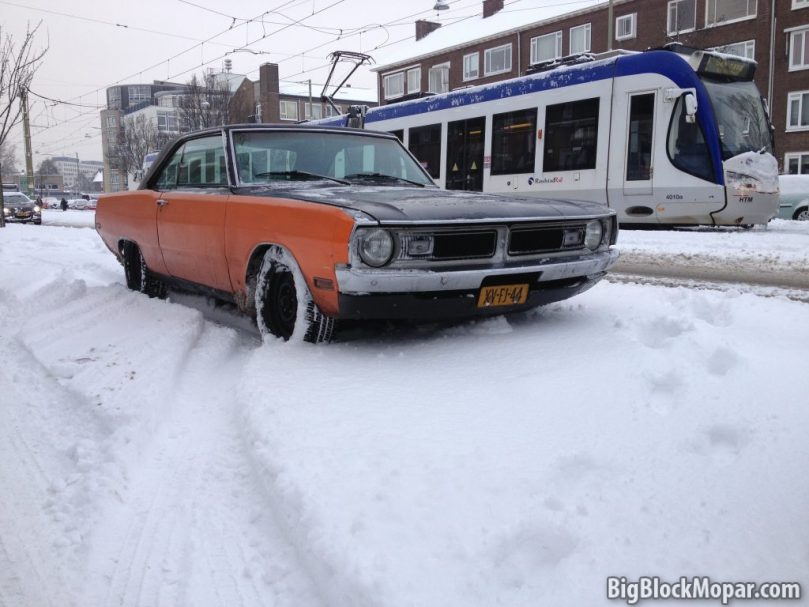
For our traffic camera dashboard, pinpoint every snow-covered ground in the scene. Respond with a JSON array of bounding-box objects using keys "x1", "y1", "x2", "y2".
[{"x1": 1, "y1": 218, "x2": 808, "y2": 606}]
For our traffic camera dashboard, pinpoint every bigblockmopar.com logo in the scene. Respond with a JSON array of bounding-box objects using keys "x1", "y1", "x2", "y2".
[{"x1": 607, "y1": 576, "x2": 801, "y2": 605}]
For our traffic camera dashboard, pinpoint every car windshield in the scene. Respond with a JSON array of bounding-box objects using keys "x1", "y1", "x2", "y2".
[
  {"x1": 4, "y1": 193, "x2": 32, "y2": 204},
  {"x1": 232, "y1": 130, "x2": 435, "y2": 187},
  {"x1": 702, "y1": 78, "x2": 773, "y2": 160}
]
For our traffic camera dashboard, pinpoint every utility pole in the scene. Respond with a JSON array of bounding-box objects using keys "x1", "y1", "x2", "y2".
[
  {"x1": 607, "y1": 0, "x2": 614, "y2": 52},
  {"x1": 21, "y1": 87, "x2": 35, "y2": 197}
]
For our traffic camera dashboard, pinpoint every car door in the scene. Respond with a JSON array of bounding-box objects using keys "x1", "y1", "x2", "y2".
[{"x1": 156, "y1": 133, "x2": 233, "y2": 292}]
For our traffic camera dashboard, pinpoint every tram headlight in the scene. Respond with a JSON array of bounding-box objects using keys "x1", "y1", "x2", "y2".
[
  {"x1": 357, "y1": 228, "x2": 395, "y2": 267},
  {"x1": 584, "y1": 220, "x2": 603, "y2": 250}
]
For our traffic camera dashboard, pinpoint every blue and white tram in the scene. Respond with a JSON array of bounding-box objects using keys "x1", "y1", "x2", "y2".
[{"x1": 316, "y1": 46, "x2": 779, "y2": 227}]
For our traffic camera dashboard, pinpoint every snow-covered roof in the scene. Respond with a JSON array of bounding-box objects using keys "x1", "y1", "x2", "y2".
[
  {"x1": 373, "y1": 0, "x2": 608, "y2": 71},
  {"x1": 278, "y1": 81, "x2": 378, "y2": 104}
]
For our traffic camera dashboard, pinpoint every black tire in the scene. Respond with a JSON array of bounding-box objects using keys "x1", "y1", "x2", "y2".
[
  {"x1": 794, "y1": 207, "x2": 809, "y2": 221},
  {"x1": 122, "y1": 242, "x2": 166, "y2": 298},
  {"x1": 255, "y1": 253, "x2": 334, "y2": 343}
]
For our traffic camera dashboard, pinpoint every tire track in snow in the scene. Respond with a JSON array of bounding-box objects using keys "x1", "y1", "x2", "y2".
[{"x1": 82, "y1": 326, "x2": 324, "y2": 607}]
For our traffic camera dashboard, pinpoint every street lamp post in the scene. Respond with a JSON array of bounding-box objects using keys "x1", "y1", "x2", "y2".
[{"x1": 75, "y1": 152, "x2": 80, "y2": 195}]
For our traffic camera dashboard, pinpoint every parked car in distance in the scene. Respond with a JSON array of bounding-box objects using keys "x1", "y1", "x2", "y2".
[
  {"x1": 95, "y1": 124, "x2": 619, "y2": 343},
  {"x1": 777, "y1": 175, "x2": 809, "y2": 221},
  {"x1": 2, "y1": 191, "x2": 42, "y2": 224}
]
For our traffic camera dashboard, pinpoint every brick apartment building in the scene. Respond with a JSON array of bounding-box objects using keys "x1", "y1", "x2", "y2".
[{"x1": 374, "y1": 0, "x2": 809, "y2": 173}]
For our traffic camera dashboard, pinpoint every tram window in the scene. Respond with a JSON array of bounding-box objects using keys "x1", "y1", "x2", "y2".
[
  {"x1": 491, "y1": 108, "x2": 537, "y2": 175},
  {"x1": 626, "y1": 94, "x2": 654, "y2": 181},
  {"x1": 390, "y1": 130, "x2": 404, "y2": 142},
  {"x1": 408, "y1": 124, "x2": 442, "y2": 179},
  {"x1": 667, "y1": 96, "x2": 713, "y2": 182},
  {"x1": 543, "y1": 98, "x2": 599, "y2": 172}
]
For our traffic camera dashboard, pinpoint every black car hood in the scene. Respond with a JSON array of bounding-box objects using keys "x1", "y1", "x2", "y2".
[{"x1": 238, "y1": 185, "x2": 610, "y2": 224}]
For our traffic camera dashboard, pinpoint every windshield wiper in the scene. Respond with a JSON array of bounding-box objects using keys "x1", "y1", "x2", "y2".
[
  {"x1": 252, "y1": 170, "x2": 350, "y2": 185},
  {"x1": 343, "y1": 172, "x2": 426, "y2": 187}
]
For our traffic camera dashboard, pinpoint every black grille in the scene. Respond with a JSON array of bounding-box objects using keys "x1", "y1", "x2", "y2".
[
  {"x1": 508, "y1": 224, "x2": 585, "y2": 255},
  {"x1": 432, "y1": 231, "x2": 497, "y2": 260}
]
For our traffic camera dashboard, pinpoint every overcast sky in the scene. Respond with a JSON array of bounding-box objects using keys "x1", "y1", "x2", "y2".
[{"x1": 1, "y1": 0, "x2": 594, "y2": 167}]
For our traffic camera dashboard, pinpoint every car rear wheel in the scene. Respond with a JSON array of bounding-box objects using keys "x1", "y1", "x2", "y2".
[
  {"x1": 794, "y1": 207, "x2": 809, "y2": 221},
  {"x1": 122, "y1": 242, "x2": 166, "y2": 298},
  {"x1": 255, "y1": 248, "x2": 334, "y2": 343}
]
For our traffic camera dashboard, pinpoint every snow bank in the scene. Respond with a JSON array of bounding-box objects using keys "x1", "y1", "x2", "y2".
[
  {"x1": 1, "y1": 222, "x2": 808, "y2": 606},
  {"x1": 237, "y1": 284, "x2": 809, "y2": 606}
]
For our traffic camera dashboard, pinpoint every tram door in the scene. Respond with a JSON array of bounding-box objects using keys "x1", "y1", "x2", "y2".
[
  {"x1": 623, "y1": 92, "x2": 655, "y2": 196},
  {"x1": 446, "y1": 117, "x2": 485, "y2": 191}
]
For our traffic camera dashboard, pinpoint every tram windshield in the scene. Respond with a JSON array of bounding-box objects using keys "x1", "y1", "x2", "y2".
[{"x1": 701, "y1": 78, "x2": 772, "y2": 160}]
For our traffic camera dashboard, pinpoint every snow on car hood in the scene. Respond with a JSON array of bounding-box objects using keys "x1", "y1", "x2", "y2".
[{"x1": 241, "y1": 185, "x2": 611, "y2": 224}]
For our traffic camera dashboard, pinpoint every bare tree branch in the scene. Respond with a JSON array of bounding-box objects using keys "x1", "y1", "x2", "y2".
[{"x1": 0, "y1": 22, "x2": 47, "y2": 227}]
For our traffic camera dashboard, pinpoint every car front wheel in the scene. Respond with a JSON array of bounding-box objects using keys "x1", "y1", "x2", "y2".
[
  {"x1": 794, "y1": 207, "x2": 809, "y2": 221},
  {"x1": 255, "y1": 247, "x2": 334, "y2": 343}
]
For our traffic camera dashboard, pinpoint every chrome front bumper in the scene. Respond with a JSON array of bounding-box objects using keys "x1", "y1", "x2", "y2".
[{"x1": 335, "y1": 248, "x2": 619, "y2": 294}]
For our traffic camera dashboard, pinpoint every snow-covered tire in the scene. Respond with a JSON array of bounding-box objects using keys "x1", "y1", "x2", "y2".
[
  {"x1": 122, "y1": 242, "x2": 166, "y2": 299},
  {"x1": 254, "y1": 247, "x2": 335, "y2": 344},
  {"x1": 794, "y1": 207, "x2": 809, "y2": 221}
]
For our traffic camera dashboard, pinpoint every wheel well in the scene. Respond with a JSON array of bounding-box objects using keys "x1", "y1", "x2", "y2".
[
  {"x1": 241, "y1": 244, "x2": 276, "y2": 315},
  {"x1": 793, "y1": 204, "x2": 809, "y2": 220},
  {"x1": 118, "y1": 238, "x2": 137, "y2": 257}
]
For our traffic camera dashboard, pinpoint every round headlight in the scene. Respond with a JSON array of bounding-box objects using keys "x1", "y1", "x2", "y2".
[
  {"x1": 584, "y1": 220, "x2": 603, "y2": 250},
  {"x1": 34, "y1": 205, "x2": 41, "y2": 212},
  {"x1": 2, "y1": 207, "x2": 9, "y2": 215},
  {"x1": 359, "y1": 229, "x2": 394, "y2": 267}
]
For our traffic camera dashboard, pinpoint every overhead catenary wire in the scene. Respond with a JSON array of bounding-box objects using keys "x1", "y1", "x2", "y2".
[{"x1": 21, "y1": 0, "x2": 554, "y2": 155}]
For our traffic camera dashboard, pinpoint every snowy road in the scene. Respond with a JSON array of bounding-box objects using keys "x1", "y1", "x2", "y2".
[{"x1": 1, "y1": 216, "x2": 808, "y2": 606}]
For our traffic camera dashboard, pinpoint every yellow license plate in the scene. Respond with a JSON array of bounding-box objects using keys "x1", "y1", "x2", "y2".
[{"x1": 477, "y1": 283, "x2": 529, "y2": 308}]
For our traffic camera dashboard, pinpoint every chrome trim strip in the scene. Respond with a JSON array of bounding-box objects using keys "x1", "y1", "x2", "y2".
[
  {"x1": 373, "y1": 213, "x2": 614, "y2": 226},
  {"x1": 335, "y1": 249, "x2": 619, "y2": 294}
]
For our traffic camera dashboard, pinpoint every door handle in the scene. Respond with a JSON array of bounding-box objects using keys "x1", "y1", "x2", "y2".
[{"x1": 156, "y1": 199, "x2": 168, "y2": 208}]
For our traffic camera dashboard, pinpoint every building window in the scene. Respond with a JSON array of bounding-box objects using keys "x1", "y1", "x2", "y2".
[
  {"x1": 484, "y1": 44, "x2": 512, "y2": 76},
  {"x1": 325, "y1": 104, "x2": 342, "y2": 117},
  {"x1": 107, "y1": 87, "x2": 121, "y2": 110},
  {"x1": 280, "y1": 100, "x2": 299, "y2": 121},
  {"x1": 491, "y1": 108, "x2": 537, "y2": 175},
  {"x1": 569, "y1": 23, "x2": 591, "y2": 55},
  {"x1": 790, "y1": 28, "x2": 809, "y2": 70},
  {"x1": 787, "y1": 91, "x2": 809, "y2": 130},
  {"x1": 304, "y1": 103, "x2": 323, "y2": 120},
  {"x1": 785, "y1": 152, "x2": 809, "y2": 173},
  {"x1": 383, "y1": 72, "x2": 405, "y2": 99},
  {"x1": 254, "y1": 103, "x2": 262, "y2": 122},
  {"x1": 794, "y1": 0, "x2": 809, "y2": 8},
  {"x1": 530, "y1": 31, "x2": 562, "y2": 64},
  {"x1": 543, "y1": 98, "x2": 599, "y2": 172},
  {"x1": 156, "y1": 110, "x2": 179, "y2": 133},
  {"x1": 128, "y1": 85, "x2": 151, "y2": 107},
  {"x1": 407, "y1": 67, "x2": 421, "y2": 93},
  {"x1": 408, "y1": 124, "x2": 442, "y2": 178},
  {"x1": 706, "y1": 0, "x2": 756, "y2": 27},
  {"x1": 712, "y1": 40, "x2": 755, "y2": 59},
  {"x1": 463, "y1": 53, "x2": 479, "y2": 81},
  {"x1": 616, "y1": 14, "x2": 637, "y2": 40},
  {"x1": 667, "y1": 0, "x2": 696, "y2": 35},
  {"x1": 428, "y1": 63, "x2": 449, "y2": 94},
  {"x1": 106, "y1": 115, "x2": 118, "y2": 128}
]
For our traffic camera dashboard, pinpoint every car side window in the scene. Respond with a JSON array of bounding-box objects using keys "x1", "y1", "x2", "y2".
[
  {"x1": 155, "y1": 146, "x2": 183, "y2": 191},
  {"x1": 176, "y1": 135, "x2": 228, "y2": 188}
]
